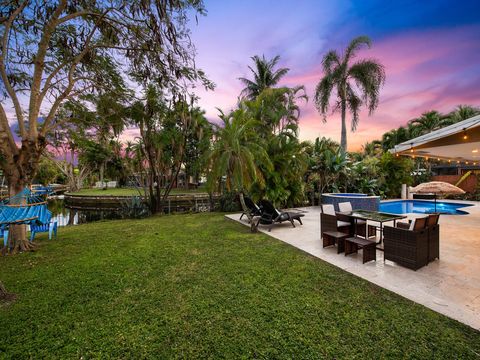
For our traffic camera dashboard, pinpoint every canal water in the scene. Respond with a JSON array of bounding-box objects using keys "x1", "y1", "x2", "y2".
[{"x1": 49, "y1": 199, "x2": 132, "y2": 227}]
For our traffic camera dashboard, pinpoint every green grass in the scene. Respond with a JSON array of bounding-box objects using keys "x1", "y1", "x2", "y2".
[
  {"x1": 69, "y1": 187, "x2": 207, "y2": 196},
  {"x1": 0, "y1": 213, "x2": 479, "y2": 359}
]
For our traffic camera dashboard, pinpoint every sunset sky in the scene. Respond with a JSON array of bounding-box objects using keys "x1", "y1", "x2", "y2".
[{"x1": 188, "y1": 0, "x2": 480, "y2": 150}]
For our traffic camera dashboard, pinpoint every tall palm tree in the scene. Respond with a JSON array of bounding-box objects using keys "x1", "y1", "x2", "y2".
[
  {"x1": 239, "y1": 55, "x2": 289, "y2": 100},
  {"x1": 314, "y1": 36, "x2": 386, "y2": 151}
]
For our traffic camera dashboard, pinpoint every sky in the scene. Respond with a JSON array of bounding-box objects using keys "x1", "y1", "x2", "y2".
[{"x1": 188, "y1": 0, "x2": 480, "y2": 150}]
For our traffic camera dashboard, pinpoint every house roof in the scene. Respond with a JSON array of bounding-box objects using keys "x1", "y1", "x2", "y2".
[{"x1": 391, "y1": 115, "x2": 480, "y2": 163}]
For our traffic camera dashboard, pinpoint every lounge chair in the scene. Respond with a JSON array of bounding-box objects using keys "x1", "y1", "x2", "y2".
[
  {"x1": 30, "y1": 218, "x2": 58, "y2": 242},
  {"x1": 239, "y1": 196, "x2": 262, "y2": 223},
  {"x1": 256, "y1": 200, "x2": 304, "y2": 232},
  {"x1": 383, "y1": 216, "x2": 429, "y2": 270}
]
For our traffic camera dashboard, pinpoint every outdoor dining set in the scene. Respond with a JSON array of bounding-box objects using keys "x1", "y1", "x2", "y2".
[{"x1": 320, "y1": 202, "x2": 440, "y2": 270}]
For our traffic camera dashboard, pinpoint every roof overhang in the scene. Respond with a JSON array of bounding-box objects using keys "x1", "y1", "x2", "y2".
[{"x1": 390, "y1": 115, "x2": 480, "y2": 163}]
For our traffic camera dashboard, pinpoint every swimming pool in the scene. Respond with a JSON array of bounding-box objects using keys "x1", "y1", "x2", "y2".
[{"x1": 379, "y1": 200, "x2": 473, "y2": 215}]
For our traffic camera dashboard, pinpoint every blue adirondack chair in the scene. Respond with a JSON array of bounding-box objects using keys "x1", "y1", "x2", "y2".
[
  {"x1": 0, "y1": 227, "x2": 9, "y2": 247},
  {"x1": 30, "y1": 220, "x2": 57, "y2": 242}
]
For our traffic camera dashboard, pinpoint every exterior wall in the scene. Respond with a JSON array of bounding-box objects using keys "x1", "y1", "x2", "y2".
[
  {"x1": 321, "y1": 194, "x2": 380, "y2": 211},
  {"x1": 431, "y1": 174, "x2": 478, "y2": 193}
]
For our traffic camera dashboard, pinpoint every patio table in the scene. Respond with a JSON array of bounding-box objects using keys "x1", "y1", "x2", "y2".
[{"x1": 337, "y1": 210, "x2": 407, "y2": 248}]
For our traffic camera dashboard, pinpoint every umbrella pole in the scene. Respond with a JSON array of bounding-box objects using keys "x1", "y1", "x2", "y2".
[{"x1": 434, "y1": 193, "x2": 437, "y2": 212}]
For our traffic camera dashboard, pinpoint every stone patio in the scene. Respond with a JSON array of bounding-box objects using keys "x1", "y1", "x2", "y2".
[{"x1": 226, "y1": 200, "x2": 480, "y2": 330}]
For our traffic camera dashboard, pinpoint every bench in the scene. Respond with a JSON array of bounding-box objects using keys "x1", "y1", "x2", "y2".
[
  {"x1": 322, "y1": 231, "x2": 349, "y2": 253},
  {"x1": 345, "y1": 237, "x2": 377, "y2": 263}
]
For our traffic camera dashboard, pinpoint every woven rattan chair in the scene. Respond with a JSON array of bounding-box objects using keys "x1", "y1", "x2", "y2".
[
  {"x1": 426, "y1": 213, "x2": 440, "y2": 262},
  {"x1": 383, "y1": 217, "x2": 429, "y2": 270},
  {"x1": 320, "y1": 204, "x2": 351, "y2": 237}
]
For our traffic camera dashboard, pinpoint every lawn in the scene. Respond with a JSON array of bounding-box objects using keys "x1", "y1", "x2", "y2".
[
  {"x1": 0, "y1": 214, "x2": 479, "y2": 358},
  {"x1": 69, "y1": 187, "x2": 207, "y2": 196}
]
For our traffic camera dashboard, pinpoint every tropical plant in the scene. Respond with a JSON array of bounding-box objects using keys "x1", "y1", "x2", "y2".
[
  {"x1": 447, "y1": 105, "x2": 480, "y2": 123},
  {"x1": 239, "y1": 55, "x2": 289, "y2": 100},
  {"x1": 241, "y1": 86, "x2": 309, "y2": 206},
  {"x1": 207, "y1": 108, "x2": 272, "y2": 193},
  {"x1": 378, "y1": 152, "x2": 414, "y2": 197},
  {"x1": 362, "y1": 140, "x2": 382, "y2": 157},
  {"x1": 308, "y1": 137, "x2": 349, "y2": 196},
  {"x1": 408, "y1": 111, "x2": 451, "y2": 135},
  {"x1": 314, "y1": 36, "x2": 386, "y2": 151},
  {"x1": 245, "y1": 86, "x2": 308, "y2": 136},
  {"x1": 381, "y1": 126, "x2": 410, "y2": 151},
  {"x1": 184, "y1": 108, "x2": 213, "y2": 187}
]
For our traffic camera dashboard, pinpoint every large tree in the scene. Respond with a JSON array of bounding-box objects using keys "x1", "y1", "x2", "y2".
[
  {"x1": 129, "y1": 85, "x2": 208, "y2": 213},
  {"x1": 314, "y1": 36, "x2": 386, "y2": 151},
  {"x1": 0, "y1": 0, "x2": 209, "y2": 251},
  {"x1": 239, "y1": 55, "x2": 289, "y2": 100}
]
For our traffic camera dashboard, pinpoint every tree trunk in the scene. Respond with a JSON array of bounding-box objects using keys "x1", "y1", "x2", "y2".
[
  {"x1": 99, "y1": 162, "x2": 105, "y2": 187},
  {"x1": 7, "y1": 180, "x2": 34, "y2": 253},
  {"x1": 340, "y1": 98, "x2": 347, "y2": 151}
]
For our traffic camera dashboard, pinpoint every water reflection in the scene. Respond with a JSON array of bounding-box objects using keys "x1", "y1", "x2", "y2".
[{"x1": 48, "y1": 199, "x2": 127, "y2": 227}]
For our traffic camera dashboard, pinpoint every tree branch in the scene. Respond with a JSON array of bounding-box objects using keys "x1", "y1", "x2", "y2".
[
  {"x1": 28, "y1": 0, "x2": 68, "y2": 140},
  {"x1": 0, "y1": 1, "x2": 28, "y2": 138}
]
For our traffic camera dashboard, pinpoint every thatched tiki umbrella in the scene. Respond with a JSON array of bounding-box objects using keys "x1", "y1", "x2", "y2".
[{"x1": 410, "y1": 181, "x2": 465, "y2": 212}]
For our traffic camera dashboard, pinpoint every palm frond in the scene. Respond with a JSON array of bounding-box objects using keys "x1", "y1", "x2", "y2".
[
  {"x1": 322, "y1": 50, "x2": 341, "y2": 73},
  {"x1": 344, "y1": 35, "x2": 371, "y2": 61},
  {"x1": 348, "y1": 59, "x2": 386, "y2": 114}
]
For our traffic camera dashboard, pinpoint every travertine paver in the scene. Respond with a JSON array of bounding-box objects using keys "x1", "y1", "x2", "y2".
[{"x1": 226, "y1": 200, "x2": 480, "y2": 330}]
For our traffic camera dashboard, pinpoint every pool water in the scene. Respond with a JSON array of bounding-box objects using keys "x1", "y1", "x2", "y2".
[{"x1": 379, "y1": 200, "x2": 473, "y2": 215}]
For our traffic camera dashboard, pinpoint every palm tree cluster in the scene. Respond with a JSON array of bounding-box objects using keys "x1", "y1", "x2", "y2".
[{"x1": 209, "y1": 56, "x2": 309, "y2": 206}]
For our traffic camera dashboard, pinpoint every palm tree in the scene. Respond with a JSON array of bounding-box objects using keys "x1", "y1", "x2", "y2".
[
  {"x1": 362, "y1": 140, "x2": 382, "y2": 157},
  {"x1": 447, "y1": 105, "x2": 480, "y2": 123},
  {"x1": 239, "y1": 55, "x2": 289, "y2": 100},
  {"x1": 409, "y1": 110, "x2": 450, "y2": 135},
  {"x1": 381, "y1": 126, "x2": 409, "y2": 151},
  {"x1": 314, "y1": 36, "x2": 386, "y2": 151},
  {"x1": 207, "y1": 109, "x2": 272, "y2": 193}
]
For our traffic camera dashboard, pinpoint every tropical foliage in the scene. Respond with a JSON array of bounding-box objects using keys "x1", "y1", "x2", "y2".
[
  {"x1": 239, "y1": 55, "x2": 289, "y2": 100},
  {"x1": 210, "y1": 55, "x2": 308, "y2": 207}
]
